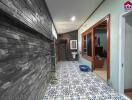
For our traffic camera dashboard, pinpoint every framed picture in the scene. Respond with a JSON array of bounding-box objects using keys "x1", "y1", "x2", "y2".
[{"x1": 70, "y1": 40, "x2": 77, "y2": 49}]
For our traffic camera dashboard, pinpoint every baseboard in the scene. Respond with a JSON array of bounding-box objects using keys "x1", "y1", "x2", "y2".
[
  {"x1": 122, "y1": 94, "x2": 131, "y2": 100},
  {"x1": 124, "y1": 88, "x2": 132, "y2": 93}
]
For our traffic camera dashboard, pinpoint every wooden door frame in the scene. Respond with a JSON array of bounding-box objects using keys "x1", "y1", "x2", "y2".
[
  {"x1": 82, "y1": 28, "x2": 93, "y2": 61},
  {"x1": 92, "y1": 14, "x2": 110, "y2": 80},
  {"x1": 81, "y1": 14, "x2": 110, "y2": 80}
]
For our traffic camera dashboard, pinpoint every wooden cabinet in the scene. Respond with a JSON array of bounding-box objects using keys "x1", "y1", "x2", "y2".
[{"x1": 94, "y1": 57, "x2": 105, "y2": 68}]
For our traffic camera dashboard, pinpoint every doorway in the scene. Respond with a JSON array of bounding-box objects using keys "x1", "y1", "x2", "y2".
[
  {"x1": 119, "y1": 11, "x2": 132, "y2": 99},
  {"x1": 92, "y1": 15, "x2": 110, "y2": 81},
  {"x1": 93, "y1": 20, "x2": 108, "y2": 81},
  {"x1": 81, "y1": 15, "x2": 110, "y2": 81},
  {"x1": 58, "y1": 40, "x2": 68, "y2": 61}
]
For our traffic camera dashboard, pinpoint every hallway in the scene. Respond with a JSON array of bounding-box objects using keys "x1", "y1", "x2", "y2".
[
  {"x1": 0, "y1": 0, "x2": 132, "y2": 99},
  {"x1": 44, "y1": 61, "x2": 125, "y2": 100}
]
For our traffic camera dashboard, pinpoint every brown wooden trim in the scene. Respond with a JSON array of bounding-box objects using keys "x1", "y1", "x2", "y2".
[
  {"x1": 81, "y1": 14, "x2": 110, "y2": 80},
  {"x1": 92, "y1": 28, "x2": 95, "y2": 71},
  {"x1": 82, "y1": 29, "x2": 93, "y2": 61},
  {"x1": 82, "y1": 33, "x2": 84, "y2": 57},
  {"x1": 107, "y1": 15, "x2": 110, "y2": 80},
  {"x1": 82, "y1": 14, "x2": 110, "y2": 34},
  {"x1": 82, "y1": 28, "x2": 93, "y2": 36},
  {"x1": 124, "y1": 88, "x2": 132, "y2": 93},
  {"x1": 82, "y1": 28, "x2": 92, "y2": 36}
]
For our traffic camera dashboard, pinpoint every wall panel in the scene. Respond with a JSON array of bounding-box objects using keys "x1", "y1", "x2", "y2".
[{"x1": 0, "y1": 0, "x2": 53, "y2": 40}]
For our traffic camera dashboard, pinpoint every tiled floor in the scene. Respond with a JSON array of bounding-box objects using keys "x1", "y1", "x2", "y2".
[
  {"x1": 43, "y1": 61, "x2": 126, "y2": 100},
  {"x1": 94, "y1": 68, "x2": 107, "y2": 81},
  {"x1": 125, "y1": 92, "x2": 132, "y2": 99},
  {"x1": 94, "y1": 59, "x2": 107, "y2": 81}
]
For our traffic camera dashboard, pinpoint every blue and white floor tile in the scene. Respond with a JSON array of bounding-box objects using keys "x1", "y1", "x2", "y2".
[{"x1": 43, "y1": 61, "x2": 126, "y2": 100}]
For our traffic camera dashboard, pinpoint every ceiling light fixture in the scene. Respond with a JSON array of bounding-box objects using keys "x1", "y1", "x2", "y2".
[{"x1": 70, "y1": 16, "x2": 76, "y2": 22}]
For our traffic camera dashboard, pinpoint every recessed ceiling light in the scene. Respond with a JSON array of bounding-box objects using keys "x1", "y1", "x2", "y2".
[{"x1": 70, "y1": 16, "x2": 76, "y2": 22}]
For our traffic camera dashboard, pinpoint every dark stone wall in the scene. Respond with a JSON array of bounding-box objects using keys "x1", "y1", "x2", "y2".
[
  {"x1": 0, "y1": 0, "x2": 53, "y2": 40},
  {"x1": 0, "y1": 1, "x2": 54, "y2": 100},
  {"x1": 57, "y1": 30, "x2": 78, "y2": 61}
]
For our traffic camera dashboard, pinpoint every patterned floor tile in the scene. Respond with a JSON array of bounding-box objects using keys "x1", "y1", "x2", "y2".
[{"x1": 43, "y1": 61, "x2": 126, "y2": 100}]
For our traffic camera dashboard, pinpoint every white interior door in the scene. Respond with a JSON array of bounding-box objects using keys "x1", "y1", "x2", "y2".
[
  {"x1": 119, "y1": 11, "x2": 132, "y2": 94},
  {"x1": 124, "y1": 13, "x2": 132, "y2": 90}
]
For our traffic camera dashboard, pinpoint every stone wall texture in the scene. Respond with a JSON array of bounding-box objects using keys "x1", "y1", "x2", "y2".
[
  {"x1": 0, "y1": 0, "x2": 53, "y2": 40},
  {"x1": 0, "y1": 2, "x2": 53, "y2": 100},
  {"x1": 57, "y1": 30, "x2": 78, "y2": 61}
]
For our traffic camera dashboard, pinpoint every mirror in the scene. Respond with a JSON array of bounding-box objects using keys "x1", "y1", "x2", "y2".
[{"x1": 70, "y1": 40, "x2": 77, "y2": 49}]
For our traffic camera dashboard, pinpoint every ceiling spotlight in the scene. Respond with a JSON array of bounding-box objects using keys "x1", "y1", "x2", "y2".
[{"x1": 70, "y1": 16, "x2": 76, "y2": 22}]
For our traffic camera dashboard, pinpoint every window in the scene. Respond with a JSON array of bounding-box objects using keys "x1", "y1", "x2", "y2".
[
  {"x1": 87, "y1": 33, "x2": 92, "y2": 57},
  {"x1": 82, "y1": 30, "x2": 92, "y2": 60}
]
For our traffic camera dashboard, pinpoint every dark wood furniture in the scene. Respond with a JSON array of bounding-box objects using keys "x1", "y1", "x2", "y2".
[{"x1": 94, "y1": 57, "x2": 105, "y2": 68}]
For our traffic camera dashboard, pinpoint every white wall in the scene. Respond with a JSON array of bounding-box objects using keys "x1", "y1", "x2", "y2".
[
  {"x1": 78, "y1": 0, "x2": 127, "y2": 90},
  {"x1": 52, "y1": 24, "x2": 57, "y2": 39},
  {"x1": 124, "y1": 15, "x2": 132, "y2": 89}
]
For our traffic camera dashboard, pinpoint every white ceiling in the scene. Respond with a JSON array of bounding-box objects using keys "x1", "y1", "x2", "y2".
[{"x1": 45, "y1": 0, "x2": 103, "y2": 34}]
